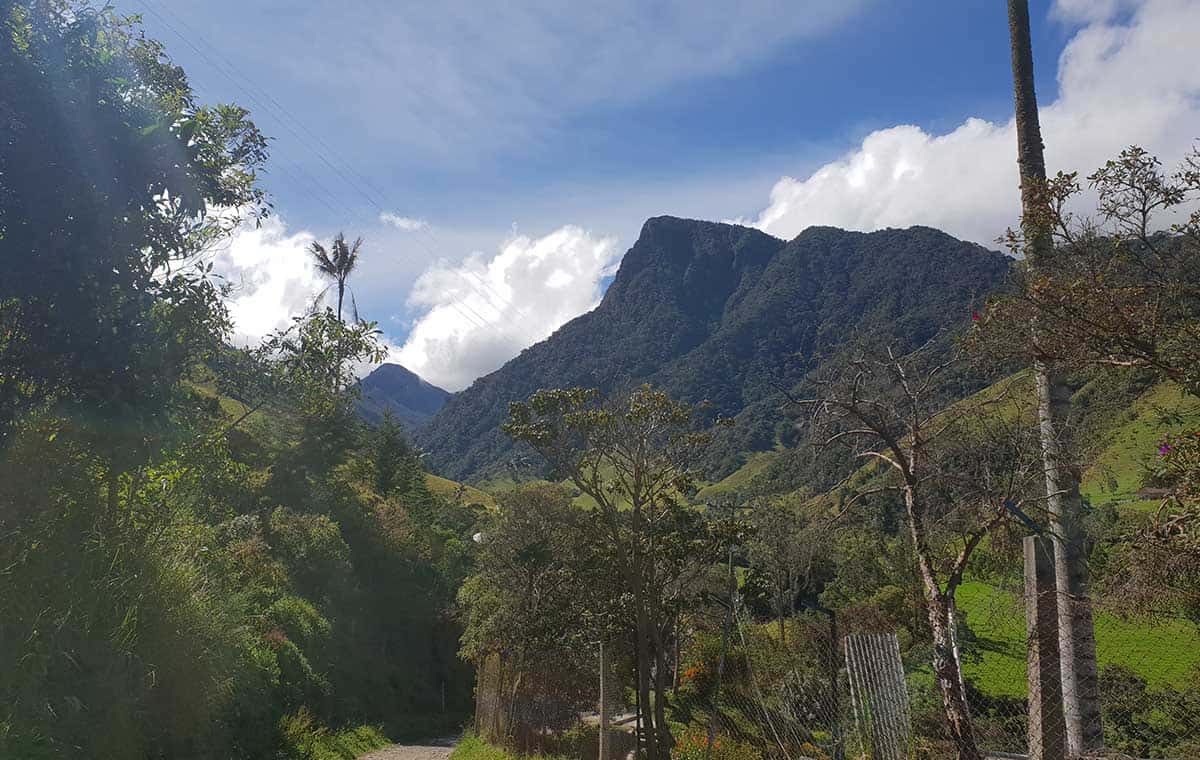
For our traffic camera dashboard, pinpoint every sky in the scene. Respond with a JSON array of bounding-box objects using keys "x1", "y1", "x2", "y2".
[{"x1": 119, "y1": 0, "x2": 1200, "y2": 391}]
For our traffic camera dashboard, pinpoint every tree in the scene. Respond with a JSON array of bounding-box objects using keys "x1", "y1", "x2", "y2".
[
  {"x1": 460, "y1": 484, "x2": 592, "y2": 658},
  {"x1": 974, "y1": 144, "x2": 1200, "y2": 623},
  {"x1": 308, "y1": 232, "x2": 363, "y2": 323},
  {"x1": 504, "y1": 385, "x2": 723, "y2": 760},
  {"x1": 371, "y1": 410, "x2": 423, "y2": 496},
  {"x1": 789, "y1": 343, "x2": 1047, "y2": 760},
  {"x1": 258, "y1": 309, "x2": 385, "y2": 499},
  {"x1": 1006, "y1": 2, "x2": 1104, "y2": 752},
  {"x1": 744, "y1": 495, "x2": 828, "y2": 645},
  {"x1": 0, "y1": 1, "x2": 267, "y2": 444}
]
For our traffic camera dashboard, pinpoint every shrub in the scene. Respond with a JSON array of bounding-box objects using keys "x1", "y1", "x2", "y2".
[{"x1": 671, "y1": 726, "x2": 761, "y2": 760}]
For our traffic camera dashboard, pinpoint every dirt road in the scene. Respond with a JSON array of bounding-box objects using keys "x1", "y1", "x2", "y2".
[{"x1": 359, "y1": 740, "x2": 456, "y2": 760}]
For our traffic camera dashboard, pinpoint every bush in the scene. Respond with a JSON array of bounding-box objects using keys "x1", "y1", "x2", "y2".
[
  {"x1": 278, "y1": 708, "x2": 390, "y2": 760},
  {"x1": 671, "y1": 726, "x2": 761, "y2": 760},
  {"x1": 449, "y1": 732, "x2": 569, "y2": 760}
]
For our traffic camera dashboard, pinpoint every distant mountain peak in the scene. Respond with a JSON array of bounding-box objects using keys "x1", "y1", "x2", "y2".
[
  {"x1": 356, "y1": 363, "x2": 449, "y2": 427},
  {"x1": 416, "y1": 219, "x2": 1010, "y2": 482}
]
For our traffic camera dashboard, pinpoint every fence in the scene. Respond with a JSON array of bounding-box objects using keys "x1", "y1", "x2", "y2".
[
  {"x1": 474, "y1": 645, "x2": 636, "y2": 759},
  {"x1": 472, "y1": 580, "x2": 1200, "y2": 759}
]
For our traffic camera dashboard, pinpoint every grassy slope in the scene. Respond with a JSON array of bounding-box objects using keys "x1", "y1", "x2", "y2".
[
  {"x1": 1080, "y1": 381, "x2": 1200, "y2": 512},
  {"x1": 704, "y1": 375, "x2": 1200, "y2": 700},
  {"x1": 697, "y1": 450, "x2": 782, "y2": 501},
  {"x1": 958, "y1": 382, "x2": 1200, "y2": 698},
  {"x1": 426, "y1": 474, "x2": 497, "y2": 509},
  {"x1": 956, "y1": 581, "x2": 1200, "y2": 698}
]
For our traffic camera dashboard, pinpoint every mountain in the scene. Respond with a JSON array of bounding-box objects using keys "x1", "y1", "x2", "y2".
[
  {"x1": 356, "y1": 363, "x2": 450, "y2": 427},
  {"x1": 416, "y1": 217, "x2": 1012, "y2": 483}
]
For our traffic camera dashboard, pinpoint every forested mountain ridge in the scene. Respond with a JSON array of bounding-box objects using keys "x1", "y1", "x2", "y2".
[
  {"x1": 418, "y1": 216, "x2": 1012, "y2": 482},
  {"x1": 356, "y1": 363, "x2": 450, "y2": 426}
]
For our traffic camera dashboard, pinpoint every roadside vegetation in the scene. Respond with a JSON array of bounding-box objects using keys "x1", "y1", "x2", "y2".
[{"x1": 1, "y1": 3, "x2": 479, "y2": 756}]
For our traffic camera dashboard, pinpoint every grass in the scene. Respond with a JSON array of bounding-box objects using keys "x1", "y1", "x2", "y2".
[
  {"x1": 1080, "y1": 382, "x2": 1200, "y2": 508},
  {"x1": 955, "y1": 581, "x2": 1200, "y2": 699},
  {"x1": 425, "y1": 473, "x2": 497, "y2": 508},
  {"x1": 279, "y1": 710, "x2": 391, "y2": 760},
  {"x1": 448, "y1": 733, "x2": 569, "y2": 760},
  {"x1": 696, "y1": 450, "x2": 782, "y2": 500}
]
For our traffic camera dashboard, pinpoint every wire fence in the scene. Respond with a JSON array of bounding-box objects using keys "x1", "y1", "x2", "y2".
[{"x1": 472, "y1": 581, "x2": 1200, "y2": 759}]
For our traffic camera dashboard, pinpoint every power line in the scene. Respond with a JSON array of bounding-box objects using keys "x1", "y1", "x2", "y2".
[{"x1": 135, "y1": 0, "x2": 507, "y2": 335}]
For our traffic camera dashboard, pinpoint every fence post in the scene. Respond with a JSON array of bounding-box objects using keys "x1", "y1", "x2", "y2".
[
  {"x1": 1025, "y1": 535, "x2": 1067, "y2": 760},
  {"x1": 599, "y1": 640, "x2": 609, "y2": 760}
]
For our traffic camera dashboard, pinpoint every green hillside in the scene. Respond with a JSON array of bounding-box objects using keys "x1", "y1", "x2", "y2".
[
  {"x1": 957, "y1": 580, "x2": 1200, "y2": 699},
  {"x1": 419, "y1": 220, "x2": 1010, "y2": 484},
  {"x1": 426, "y1": 473, "x2": 497, "y2": 509},
  {"x1": 1080, "y1": 382, "x2": 1200, "y2": 512}
]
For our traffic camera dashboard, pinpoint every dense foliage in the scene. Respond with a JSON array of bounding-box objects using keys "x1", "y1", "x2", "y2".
[
  {"x1": 418, "y1": 218, "x2": 1011, "y2": 485},
  {"x1": 0, "y1": 4, "x2": 475, "y2": 757}
]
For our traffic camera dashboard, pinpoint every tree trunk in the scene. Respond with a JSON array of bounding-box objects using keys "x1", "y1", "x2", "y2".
[
  {"x1": 635, "y1": 596, "x2": 661, "y2": 760},
  {"x1": 1036, "y1": 368, "x2": 1104, "y2": 754},
  {"x1": 673, "y1": 615, "x2": 681, "y2": 695},
  {"x1": 905, "y1": 483, "x2": 983, "y2": 760},
  {"x1": 1008, "y1": 2, "x2": 1104, "y2": 753},
  {"x1": 336, "y1": 281, "x2": 345, "y2": 323},
  {"x1": 927, "y1": 592, "x2": 983, "y2": 760},
  {"x1": 653, "y1": 635, "x2": 672, "y2": 756}
]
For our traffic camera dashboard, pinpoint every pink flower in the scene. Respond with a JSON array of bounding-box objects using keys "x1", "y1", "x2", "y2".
[
  {"x1": 971, "y1": 312, "x2": 981, "y2": 322},
  {"x1": 1159, "y1": 444, "x2": 1172, "y2": 456}
]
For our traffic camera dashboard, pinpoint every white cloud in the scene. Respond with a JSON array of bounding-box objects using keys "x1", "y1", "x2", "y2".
[
  {"x1": 209, "y1": 215, "x2": 324, "y2": 345},
  {"x1": 1051, "y1": 0, "x2": 1137, "y2": 23},
  {"x1": 379, "y1": 212, "x2": 430, "y2": 231},
  {"x1": 749, "y1": 0, "x2": 1200, "y2": 246},
  {"x1": 395, "y1": 226, "x2": 619, "y2": 391}
]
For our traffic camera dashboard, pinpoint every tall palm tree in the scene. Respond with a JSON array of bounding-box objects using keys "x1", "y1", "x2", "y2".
[
  {"x1": 1007, "y1": 2, "x2": 1104, "y2": 755},
  {"x1": 308, "y1": 232, "x2": 363, "y2": 323}
]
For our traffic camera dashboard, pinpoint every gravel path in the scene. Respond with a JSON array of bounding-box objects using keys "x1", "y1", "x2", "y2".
[{"x1": 359, "y1": 740, "x2": 456, "y2": 760}]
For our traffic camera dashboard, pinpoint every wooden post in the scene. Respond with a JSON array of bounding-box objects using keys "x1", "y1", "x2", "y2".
[
  {"x1": 599, "y1": 641, "x2": 609, "y2": 760},
  {"x1": 1025, "y1": 535, "x2": 1067, "y2": 760}
]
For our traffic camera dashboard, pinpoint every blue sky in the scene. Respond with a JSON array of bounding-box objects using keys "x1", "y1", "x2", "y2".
[{"x1": 116, "y1": 0, "x2": 1200, "y2": 390}]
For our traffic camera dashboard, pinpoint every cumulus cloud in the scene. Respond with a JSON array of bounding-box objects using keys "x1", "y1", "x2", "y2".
[
  {"x1": 209, "y1": 215, "x2": 325, "y2": 345},
  {"x1": 379, "y1": 212, "x2": 430, "y2": 231},
  {"x1": 395, "y1": 226, "x2": 619, "y2": 391},
  {"x1": 749, "y1": 0, "x2": 1200, "y2": 246}
]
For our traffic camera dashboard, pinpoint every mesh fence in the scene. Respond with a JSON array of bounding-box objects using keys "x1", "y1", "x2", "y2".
[
  {"x1": 472, "y1": 578, "x2": 1200, "y2": 759},
  {"x1": 950, "y1": 576, "x2": 1200, "y2": 759},
  {"x1": 474, "y1": 646, "x2": 637, "y2": 759}
]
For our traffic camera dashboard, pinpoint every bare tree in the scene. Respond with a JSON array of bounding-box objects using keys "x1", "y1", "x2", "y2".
[
  {"x1": 1006, "y1": 2, "x2": 1104, "y2": 751},
  {"x1": 787, "y1": 342, "x2": 1047, "y2": 760}
]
